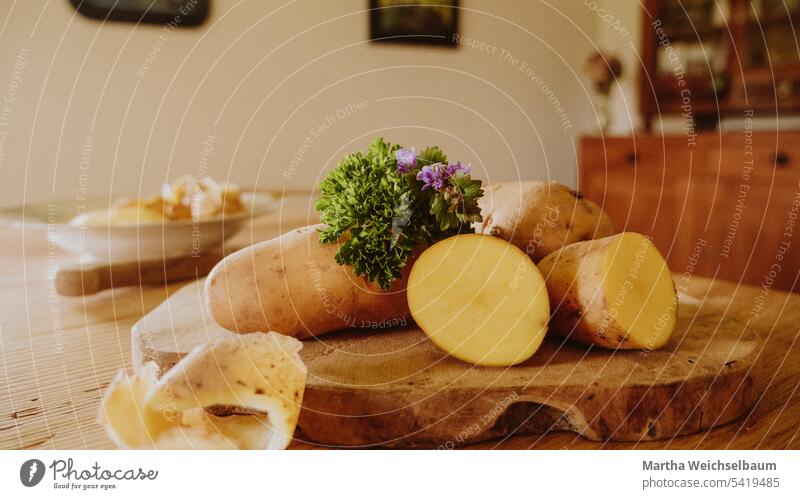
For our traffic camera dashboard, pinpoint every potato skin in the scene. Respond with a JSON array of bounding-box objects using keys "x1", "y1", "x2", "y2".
[
  {"x1": 476, "y1": 181, "x2": 613, "y2": 262},
  {"x1": 205, "y1": 225, "x2": 410, "y2": 338},
  {"x1": 537, "y1": 236, "x2": 631, "y2": 349}
]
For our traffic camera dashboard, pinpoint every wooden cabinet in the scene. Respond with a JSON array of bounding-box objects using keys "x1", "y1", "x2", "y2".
[
  {"x1": 580, "y1": 135, "x2": 692, "y2": 264},
  {"x1": 581, "y1": 133, "x2": 800, "y2": 291},
  {"x1": 641, "y1": 0, "x2": 800, "y2": 127}
]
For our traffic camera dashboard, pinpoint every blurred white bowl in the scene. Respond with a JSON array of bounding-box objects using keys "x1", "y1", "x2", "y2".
[{"x1": 0, "y1": 192, "x2": 277, "y2": 262}]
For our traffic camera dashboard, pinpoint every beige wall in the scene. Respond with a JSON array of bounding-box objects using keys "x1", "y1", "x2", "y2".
[{"x1": 0, "y1": 0, "x2": 604, "y2": 206}]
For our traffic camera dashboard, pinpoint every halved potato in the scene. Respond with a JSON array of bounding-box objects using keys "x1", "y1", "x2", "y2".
[
  {"x1": 538, "y1": 232, "x2": 677, "y2": 350},
  {"x1": 407, "y1": 234, "x2": 550, "y2": 366}
]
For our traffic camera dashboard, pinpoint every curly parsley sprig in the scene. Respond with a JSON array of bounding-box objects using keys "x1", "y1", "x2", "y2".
[{"x1": 315, "y1": 137, "x2": 483, "y2": 290}]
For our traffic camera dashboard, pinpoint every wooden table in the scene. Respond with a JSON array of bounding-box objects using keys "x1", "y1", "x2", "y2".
[{"x1": 1, "y1": 192, "x2": 799, "y2": 450}]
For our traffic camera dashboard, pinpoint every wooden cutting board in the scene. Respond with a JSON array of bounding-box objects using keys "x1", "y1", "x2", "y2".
[{"x1": 132, "y1": 278, "x2": 762, "y2": 448}]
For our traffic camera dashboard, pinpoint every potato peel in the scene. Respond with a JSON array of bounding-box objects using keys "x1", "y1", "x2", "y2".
[{"x1": 99, "y1": 332, "x2": 307, "y2": 450}]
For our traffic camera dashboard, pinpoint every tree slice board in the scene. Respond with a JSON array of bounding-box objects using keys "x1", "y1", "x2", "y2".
[{"x1": 132, "y1": 278, "x2": 762, "y2": 448}]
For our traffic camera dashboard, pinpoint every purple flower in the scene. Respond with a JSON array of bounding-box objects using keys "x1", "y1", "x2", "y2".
[
  {"x1": 445, "y1": 161, "x2": 471, "y2": 177},
  {"x1": 416, "y1": 161, "x2": 472, "y2": 191},
  {"x1": 395, "y1": 147, "x2": 417, "y2": 173},
  {"x1": 416, "y1": 163, "x2": 447, "y2": 190}
]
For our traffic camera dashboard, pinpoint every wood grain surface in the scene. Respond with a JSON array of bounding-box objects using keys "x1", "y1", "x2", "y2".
[
  {"x1": 133, "y1": 280, "x2": 761, "y2": 447},
  {"x1": 55, "y1": 248, "x2": 235, "y2": 297},
  {"x1": 1, "y1": 191, "x2": 799, "y2": 449}
]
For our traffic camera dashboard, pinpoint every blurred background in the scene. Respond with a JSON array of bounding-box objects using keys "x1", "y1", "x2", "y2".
[
  {"x1": 0, "y1": 0, "x2": 608, "y2": 205},
  {"x1": 3, "y1": 0, "x2": 800, "y2": 289}
]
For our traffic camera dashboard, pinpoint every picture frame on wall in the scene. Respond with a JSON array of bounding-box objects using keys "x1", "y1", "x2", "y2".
[
  {"x1": 69, "y1": 0, "x2": 210, "y2": 26},
  {"x1": 369, "y1": 0, "x2": 459, "y2": 46}
]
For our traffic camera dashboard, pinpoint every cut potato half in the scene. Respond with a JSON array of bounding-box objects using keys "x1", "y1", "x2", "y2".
[
  {"x1": 408, "y1": 234, "x2": 550, "y2": 366},
  {"x1": 538, "y1": 232, "x2": 677, "y2": 350}
]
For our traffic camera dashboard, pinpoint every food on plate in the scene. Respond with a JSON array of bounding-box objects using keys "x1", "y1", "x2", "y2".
[
  {"x1": 205, "y1": 225, "x2": 411, "y2": 337},
  {"x1": 407, "y1": 234, "x2": 550, "y2": 366},
  {"x1": 315, "y1": 137, "x2": 483, "y2": 290},
  {"x1": 476, "y1": 181, "x2": 614, "y2": 262},
  {"x1": 72, "y1": 175, "x2": 244, "y2": 227},
  {"x1": 537, "y1": 232, "x2": 677, "y2": 350},
  {"x1": 99, "y1": 332, "x2": 306, "y2": 450}
]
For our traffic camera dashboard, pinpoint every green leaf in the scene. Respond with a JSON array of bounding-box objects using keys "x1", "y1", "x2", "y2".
[
  {"x1": 315, "y1": 138, "x2": 483, "y2": 289},
  {"x1": 418, "y1": 146, "x2": 447, "y2": 167}
]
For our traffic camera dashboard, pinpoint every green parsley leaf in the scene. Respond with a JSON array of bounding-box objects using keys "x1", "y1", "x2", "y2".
[{"x1": 315, "y1": 137, "x2": 483, "y2": 290}]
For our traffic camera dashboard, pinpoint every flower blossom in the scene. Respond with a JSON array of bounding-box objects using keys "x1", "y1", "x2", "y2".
[
  {"x1": 416, "y1": 161, "x2": 472, "y2": 191},
  {"x1": 395, "y1": 148, "x2": 417, "y2": 173}
]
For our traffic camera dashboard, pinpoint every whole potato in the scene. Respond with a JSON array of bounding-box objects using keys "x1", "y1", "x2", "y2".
[
  {"x1": 205, "y1": 225, "x2": 410, "y2": 338},
  {"x1": 475, "y1": 181, "x2": 614, "y2": 262}
]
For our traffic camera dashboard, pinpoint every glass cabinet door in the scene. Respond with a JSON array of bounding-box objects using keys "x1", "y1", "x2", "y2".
[
  {"x1": 746, "y1": 0, "x2": 800, "y2": 68},
  {"x1": 654, "y1": 0, "x2": 730, "y2": 78}
]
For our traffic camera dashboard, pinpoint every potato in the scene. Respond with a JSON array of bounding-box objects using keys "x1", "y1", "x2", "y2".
[
  {"x1": 207, "y1": 181, "x2": 609, "y2": 340},
  {"x1": 99, "y1": 332, "x2": 306, "y2": 450},
  {"x1": 537, "y1": 232, "x2": 677, "y2": 350},
  {"x1": 407, "y1": 234, "x2": 550, "y2": 366},
  {"x1": 476, "y1": 181, "x2": 614, "y2": 262},
  {"x1": 205, "y1": 224, "x2": 410, "y2": 338}
]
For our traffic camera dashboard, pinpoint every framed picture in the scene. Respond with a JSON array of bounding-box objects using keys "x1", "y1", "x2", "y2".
[
  {"x1": 369, "y1": 0, "x2": 459, "y2": 46},
  {"x1": 69, "y1": 0, "x2": 210, "y2": 26}
]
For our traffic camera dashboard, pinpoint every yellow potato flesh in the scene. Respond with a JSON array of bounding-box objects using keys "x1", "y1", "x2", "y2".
[
  {"x1": 603, "y1": 233, "x2": 677, "y2": 349},
  {"x1": 408, "y1": 234, "x2": 550, "y2": 366}
]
